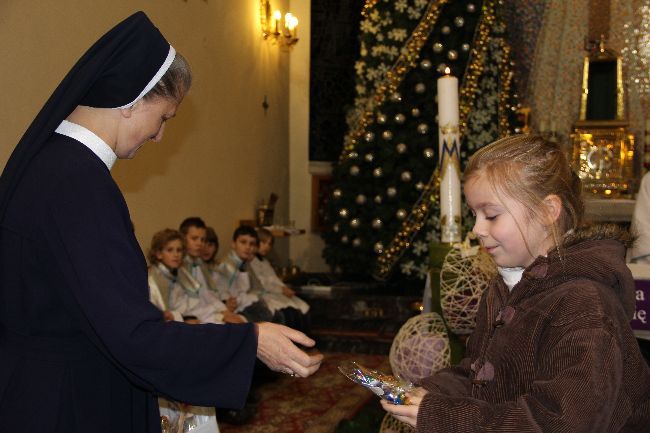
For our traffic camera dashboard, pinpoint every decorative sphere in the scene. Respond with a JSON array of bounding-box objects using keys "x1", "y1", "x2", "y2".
[
  {"x1": 372, "y1": 218, "x2": 383, "y2": 229},
  {"x1": 401, "y1": 171, "x2": 412, "y2": 182},
  {"x1": 364, "y1": 153, "x2": 374, "y2": 162},
  {"x1": 339, "y1": 208, "x2": 349, "y2": 218},
  {"x1": 349, "y1": 165, "x2": 360, "y2": 176},
  {"x1": 454, "y1": 16, "x2": 465, "y2": 27},
  {"x1": 377, "y1": 113, "x2": 387, "y2": 124},
  {"x1": 364, "y1": 132, "x2": 375, "y2": 142},
  {"x1": 420, "y1": 59, "x2": 432, "y2": 70},
  {"x1": 415, "y1": 182, "x2": 425, "y2": 191},
  {"x1": 374, "y1": 195, "x2": 383, "y2": 204},
  {"x1": 396, "y1": 209, "x2": 407, "y2": 219},
  {"x1": 350, "y1": 218, "x2": 360, "y2": 228},
  {"x1": 387, "y1": 187, "x2": 397, "y2": 197},
  {"x1": 352, "y1": 238, "x2": 361, "y2": 247},
  {"x1": 333, "y1": 223, "x2": 340, "y2": 232},
  {"x1": 441, "y1": 25, "x2": 451, "y2": 35},
  {"x1": 447, "y1": 50, "x2": 458, "y2": 61},
  {"x1": 411, "y1": 107, "x2": 421, "y2": 117},
  {"x1": 390, "y1": 92, "x2": 402, "y2": 102},
  {"x1": 389, "y1": 313, "x2": 451, "y2": 384},
  {"x1": 374, "y1": 242, "x2": 384, "y2": 254},
  {"x1": 461, "y1": 43, "x2": 470, "y2": 52},
  {"x1": 394, "y1": 113, "x2": 406, "y2": 124},
  {"x1": 433, "y1": 42, "x2": 444, "y2": 53},
  {"x1": 348, "y1": 151, "x2": 359, "y2": 159},
  {"x1": 467, "y1": 3, "x2": 476, "y2": 13},
  {"x1": 355, "y1": 194, "x2": 367, "y2": 205},
  {"x1": 382, "y1": 130, "x2": 393, "y2": 141},
  {"x1": 396, "y1": 143, "x2": 407, "y2": 154},
  {"x1": 341, "y1": 235, "x2": 349, "y2": 244},
  {"x1": 332, "y1": 189, "x2": 342, "y2": 199},
  {"x1": 373, "y1": 167, "x2": 383, "y2": 178},
  {"x1": 417, "y1": 123, "x2": 429, "y2": 135},
  {"x1": 414, "y1": 83, "x2": 426, "y2": 94},
  {"x1": 423, "y1": 148, "x2": 435, "y2": 159},
  {"x1": 437, "y1": 63, "x2": 448, "y2": 73}
]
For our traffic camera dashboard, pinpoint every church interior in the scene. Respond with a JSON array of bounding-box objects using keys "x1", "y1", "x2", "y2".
[{"x1": 2, "y1": 1, "x2": 650, "y2": 432}]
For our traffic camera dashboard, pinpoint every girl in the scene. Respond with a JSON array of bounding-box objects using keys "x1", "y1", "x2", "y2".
[
  {"x1": 249, "y1": 228, "x2": 311, "y2": 333},
  {"x1": 383, "y1": 135, "x2": 650, "y2": 432}
]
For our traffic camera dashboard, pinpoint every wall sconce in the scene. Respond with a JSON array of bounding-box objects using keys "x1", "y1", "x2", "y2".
[{"x1": 260, "y1": 0, "x2": 299, "y2": 47}]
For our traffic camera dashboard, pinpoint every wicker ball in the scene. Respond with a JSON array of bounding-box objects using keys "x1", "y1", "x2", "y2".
[
  {"x1": 440, "y1": 241, "x2": 496, "y2": 334},
  {"x1": 380, "y1": 413, "x2": 416, "y2": 433},
  {"x1": 389, "y1": 312, "x2": 450, "y2": 385}
]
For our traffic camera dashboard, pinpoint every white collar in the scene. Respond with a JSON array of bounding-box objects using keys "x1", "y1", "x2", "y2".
[
  {"x1": 55, "y1": 120, "x2": 117, "y2": 170},
  {"x1": 498, "y1": 266, "x2": 525, "y2": 291}
]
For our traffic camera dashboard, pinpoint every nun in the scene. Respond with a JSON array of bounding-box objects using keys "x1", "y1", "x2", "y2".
[{"x1": 0, "y1": 11, "x2": 321, "y2": 433}]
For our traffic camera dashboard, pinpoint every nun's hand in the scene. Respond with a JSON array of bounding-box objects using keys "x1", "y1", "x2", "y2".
[
  {"x1": 380, "y1": 387, "x2": 427, "y2": 428},
  {"x1": 256, "y1": 322, "x2": 323, "y2": 377}
]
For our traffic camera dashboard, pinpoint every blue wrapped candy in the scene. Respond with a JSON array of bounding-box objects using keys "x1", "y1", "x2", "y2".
[{"x1": 338, "y1": 361, "x2": 413, "y2": 405}]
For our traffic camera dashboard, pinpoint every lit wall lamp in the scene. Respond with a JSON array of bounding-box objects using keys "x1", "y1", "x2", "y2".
[{"x1": 260, "y1": 0, "x2": 299, "y2": 47}]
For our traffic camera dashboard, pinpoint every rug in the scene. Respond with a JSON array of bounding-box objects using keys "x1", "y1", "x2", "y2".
[{"x1": 219, "y1": 352, "x2": 390, "y2": 433}]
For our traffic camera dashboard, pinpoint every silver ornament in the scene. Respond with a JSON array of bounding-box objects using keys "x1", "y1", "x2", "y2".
[
  {"x1": 372, "y1": 218, "x2": 383, "y2": 229},
  {"x1": 364, "y1": 132, "x2": 375, "y2": 142},
  {"x1": 382, "y1": 130, "x2": 393, "y2": 141},
  {"x1": 415, "y1": 83, "x2": 426, "y2": 94},
  {"x1": 373, "y1": 167, "x2": 383, "y2": 178},
  {"x1": 394, "y1": 113, "x2": 406, "y2": 124},
  {"x1": 374, "y1": 242, "x2": 384, "y2": 254},
  {"x1": 352, "y1": 238, "x2": 361, "y2": 247},
  {"x1": 411, "y1": 108, "x2": 421, "y2": 117},
  {"x1": 377, "y1": 113, "x2": 387, "y2": 124},
  {"x1": 341, "y1": 235, "x2": 349, "y2": 244},
  {"x1": 441, "y1": 25, "x2": 451, "y2": 35},
  {"x1": 467, "y1": 3, "x2": 476, "y2": 13},
  {"x1": 420, "y1": 59, "x2": 432, "y2": 70},
  {"x1": 423, "y1": 148, "x2": 434, "y2": 159},
  {"x1": 332, "y1": 189, "x2": 342, "y2": 199},
  {"x1": 349, "y1": 165, "x2": 360, "y2": 176},
  {"x1": 387, "y1": 187, "x2": 397, "y2": 197},
  {"x1": 417, "y1": 123, "x2": 429, "y2": 134},
  {"x1": 447, "y1": 50, "x2": 458, "y2": 61},
  {"x1": 348, "y1": 151, "x2": 359, "y2": 159},
  {"x1": 396, "y1": 209, "x2": 407, "y2": 219},
  {"x1": 355, "y1": 194, "x2": 367, "y2": 205},
  {"x1": 454, "y1": 16, "x2": 465, "y2": 27},
  {"x1": 390, "y1": 92, "x2": 402, "y2": 102},
  {"x1": 364, "y1": 153, "x2": 374, "y2": 162},
  {"x1": 374, "y1": 195, "x2": 383, "y2": 204},
  {"x1": 350, "y1": 218, "x2": 360, "y2": 228},
  {"x1": 415, "y1": 182, "x2": 425, "y2": 191},
  {"x1": 461, "y1": 43, "x2": 470, "y2": 52},
  {"x1": 333, "y1": 223, "x2": 340, "y2": 232},
  {"x1": 396, "y1": 143, "x2": 407, "y2": 154},
  {"x1": 401, "y1": 171, "x2": 412, "y2": 182},
  {"x1": 433, "y1": 42, "x2": 444, "y2": 53},
  {"x1": 339, "y1": 208, "x2": 349, "y2": 218},
  {"x1": 437, "y1": 63, "x2": 448, "y2": 73}
]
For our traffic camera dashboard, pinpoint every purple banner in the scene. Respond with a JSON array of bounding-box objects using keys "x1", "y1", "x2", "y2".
[{"x1": 631, "y1": 280, "x2": 650, "y2": 331}]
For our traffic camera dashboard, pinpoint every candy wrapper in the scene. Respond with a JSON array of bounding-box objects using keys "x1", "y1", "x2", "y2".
[{"x1": 338, "y1": 361, "x2": 413, "y2": 405}]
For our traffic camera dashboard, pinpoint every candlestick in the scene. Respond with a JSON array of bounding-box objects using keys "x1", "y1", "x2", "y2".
[{"x1": 437, "y1": 70, "x2": 462, "y2": 243}]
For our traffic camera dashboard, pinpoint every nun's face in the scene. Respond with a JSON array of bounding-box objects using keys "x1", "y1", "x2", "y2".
[{"x1": 116, "y1": 97, "x2": 178, "y2": 159}]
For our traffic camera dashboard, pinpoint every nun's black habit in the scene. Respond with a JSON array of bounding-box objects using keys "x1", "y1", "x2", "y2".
[{"x1": 0, "y1": 12, "x2": 256, "y2": 433}]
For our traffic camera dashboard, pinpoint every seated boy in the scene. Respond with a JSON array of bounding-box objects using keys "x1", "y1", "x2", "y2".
[
  {"x1": 215, "y1": 225, "x2": 273, "y2": 323},
  {"x1": 178, "y1": 217, "x2": 245, "y2": 324}
]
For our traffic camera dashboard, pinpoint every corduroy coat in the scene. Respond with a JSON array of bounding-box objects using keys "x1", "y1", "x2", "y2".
[{"x1": 417, "y1": 225, "x2": 650, "y2": 432}]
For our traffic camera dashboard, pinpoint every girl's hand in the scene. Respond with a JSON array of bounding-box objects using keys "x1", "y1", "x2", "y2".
[
  {"x1": 163, "y1": 310, "x2": 175, "y2": 322},
  {"x1": 222, "y1": 310, "x2": 246, "y2": 324},
  {"x1": 282, "y1": 286, "x2": 295, "y2": 297},
  {"x1": 226, "y1": 296, "x2": 238, "y2": 312},
  {"x1": 380, "y1": 387, "x2": 427, "y2": 428}
]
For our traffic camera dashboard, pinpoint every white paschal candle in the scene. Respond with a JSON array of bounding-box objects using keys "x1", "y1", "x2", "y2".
[{"x1": 437, "y1": 68, "x2": 461, "y2": 243}]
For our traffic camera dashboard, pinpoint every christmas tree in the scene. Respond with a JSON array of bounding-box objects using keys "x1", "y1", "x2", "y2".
[{"x1": 322, "y1": 0, "x2": 520, "y2": 280}]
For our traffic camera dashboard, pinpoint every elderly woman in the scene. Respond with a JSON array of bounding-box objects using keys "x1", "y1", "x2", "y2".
[{"x1": 0, "y1": 12, "x2": 321, "y2": 433}]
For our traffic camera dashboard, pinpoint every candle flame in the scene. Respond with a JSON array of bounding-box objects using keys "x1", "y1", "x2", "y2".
[{"x1": 444, "y1": 67, "x2": 451, "y2": 75}]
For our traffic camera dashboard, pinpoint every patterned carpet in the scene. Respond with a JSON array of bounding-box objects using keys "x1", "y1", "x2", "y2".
[{"x1": 220, "y1": 352, "x2": 390, "y2": 433}]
